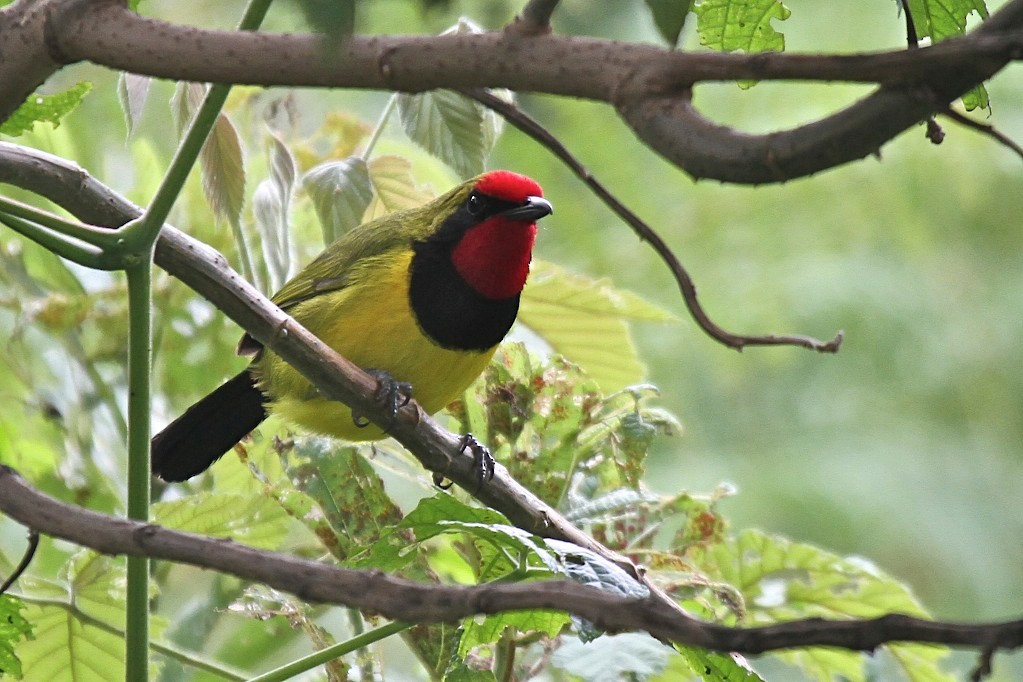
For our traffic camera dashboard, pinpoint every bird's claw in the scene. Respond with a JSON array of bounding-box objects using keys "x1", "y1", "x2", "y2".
[
  {"x1": 433, "y1": 433, "x2": 495, "y2": 493},
  {"x1": 351, "y1": 369, "x2": 412, "y2": 430}
]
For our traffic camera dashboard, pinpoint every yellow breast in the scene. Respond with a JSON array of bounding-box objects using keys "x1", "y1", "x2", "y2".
[{"x1": 257, "y1": 250, "x2": 494, "y2": 440}]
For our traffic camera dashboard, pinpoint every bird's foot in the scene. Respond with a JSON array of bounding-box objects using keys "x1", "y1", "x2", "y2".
[
  {"x1": 351, "y1": 369, "x2": 412, "y2": 429},
  {"x1": 433, "y1": 433, "x2": 495, "y2": 493}
]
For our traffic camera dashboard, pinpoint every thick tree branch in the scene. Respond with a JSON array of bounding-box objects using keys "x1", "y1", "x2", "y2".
[
  {"x1": 1, "y1": 465, "x2": 1022, "y2": 660},
  {"x1": 1, "y1": 0, "x2": 1022, "y2": 184}
]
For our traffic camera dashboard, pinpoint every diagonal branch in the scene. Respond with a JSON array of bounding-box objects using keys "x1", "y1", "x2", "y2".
[
  {"x1": 0, "y1": 140, "x2": 647, "y2": 587},
  {"x1": 1, "y1": 465, "x2": 1022, "y2": 659},
  {"x1": 465, "y1": 88, "x2": 842, "y2": 353}
]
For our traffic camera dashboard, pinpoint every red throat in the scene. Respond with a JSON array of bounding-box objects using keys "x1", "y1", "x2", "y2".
[{"x1": 451, "y1": 217, "x2": 537, "y2": 299}]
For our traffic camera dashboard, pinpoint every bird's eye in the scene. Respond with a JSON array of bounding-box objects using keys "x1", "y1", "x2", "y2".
[{"x1": 467, "y1": 193, "x2": 483, "y2": 216}]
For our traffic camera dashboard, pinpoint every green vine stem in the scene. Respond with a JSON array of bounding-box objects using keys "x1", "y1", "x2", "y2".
[{"x1": 248, "y1": 620, "x2": 411, "y2": 682}]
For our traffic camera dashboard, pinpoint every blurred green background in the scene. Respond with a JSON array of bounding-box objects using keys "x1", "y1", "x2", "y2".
[{"x1": 4, "y1": 0, "x2": 1021, "y2": 678}]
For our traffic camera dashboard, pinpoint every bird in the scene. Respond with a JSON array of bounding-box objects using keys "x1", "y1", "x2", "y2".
[{"x1": 151, "y1": 170, "x2": 553, "y2": 482}]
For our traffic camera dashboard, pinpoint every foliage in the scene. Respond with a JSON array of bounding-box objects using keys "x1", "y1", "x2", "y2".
[
  {"x1": 0, "y1": 0, "x2": 1017, "y2": 680},
  {"x1": 0, "y1": 595, "x2": 32, "y2": 679},
  {"x1": 0, "y1": 83, "x2": 92, "y2": 137}
]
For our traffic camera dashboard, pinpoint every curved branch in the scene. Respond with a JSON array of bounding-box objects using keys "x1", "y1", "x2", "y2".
[
  {"x1": 0, "y1": 0, "x2": 1012, "y2": 184},
  {"x1": 1, "y1": 465, "x2": 1022, "y2": 658},
  {"x1": 466, "y1": 89, "x2": 842, "y2": 352}
]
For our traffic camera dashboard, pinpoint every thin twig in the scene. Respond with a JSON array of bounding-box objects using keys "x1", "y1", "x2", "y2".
[
  {"x1": 0, "y1": 530, "x2": 38, "y2": 595},
  {"x1": 899, "y1": 0, "x2": 920, "y2": 49},
  {"x1": 941, "y1": 106, "x2": 1023, "y2": 160},
  {"x1": 465, "y1": 88, "x2": 843, "y2": 353}
]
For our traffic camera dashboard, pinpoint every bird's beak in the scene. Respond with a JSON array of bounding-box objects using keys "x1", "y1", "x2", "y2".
[{"x1": 500, "y1": 195, "x2": 553, "y2": 221}]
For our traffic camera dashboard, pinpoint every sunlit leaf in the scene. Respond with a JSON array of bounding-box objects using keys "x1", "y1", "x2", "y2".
[
  {"x1": 302, "y1": 156, "x2": 373, "y2": 244},
  {"x1": 0, "y1": 82, "x2": 92, "y2": 137},
  {"x1": 519, "y1": 260, "x2": 676, "y2": 392},
  {"x1": 694, "y1": 0, "x2": 790, "y2": 52},
  {"x1": 689, "y1": 529, "x2": 953, "y2": 681},
  {"x1": 670, "y1": 647, "x2": 765, "y2": 682},
  {"x1": 15, "y1": 553, "x2": 164, "y2": 681},
  {"x1": 457, "y1": 609, "x2": 569, "y2": 658},
  {"x1": 0, "y1": 595, "x2": 32, "y2": 679},
  {"x1": 906, "y1": 0, "x2": 988, "y2": 40},
  {"x1": 364, "y1": 155, "x2": 434, "y2": 221},
  {"x1": 153, "y1": 492, "x2": 293, "y2": 550},
  {"x1": 353, "y1": 494, "x2": 556, "y2": 575}
]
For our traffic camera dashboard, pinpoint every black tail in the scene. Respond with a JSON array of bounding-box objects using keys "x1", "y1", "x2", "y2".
[{"x1": 151, "y1": 369, "x2": 267, "y2": 482}]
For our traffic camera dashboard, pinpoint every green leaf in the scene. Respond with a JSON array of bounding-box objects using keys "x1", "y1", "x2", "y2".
[
  {"x1": 552, "y1": 633, "x2": 671, "y2": 681},
  {"x1": 450, "y1": 345, "x2": 677, "y2": 507},
  {"x1": 364, "y1": 155, "x2": 435, "y2": 221},
  {"x1": 354, "y1": 494, "x2": 559, "y2": 578},
  {"x1": 445, "y1": 664, "x2": 497, "y2": 682},
  {"x1": 0, "y1": 82, "x2": 92, "y2": 137},
  {"x1": 16, "y1": 553, "x2": 164, "y2": 681},
  {"x1": 457, "y1": 609, "x2": 569, "y2": 658},
  {"x1": 519, "y1": 260, "x2": 676, "y2": 392},
  {"x1": 287, "y1": 439, "x2": 404, "y2": 561},
  {"x1": 453, "y1": 346, "x2": 598, "y2": 505},
  {"x1": 694, "y1": 0, "x2": 790, "y2": 53},
  {"x1": 396, "y1": 19, "x2": 501, "y2": 179},
  {"x1": 566, "y1": 487, "x2": 723, "y2": 554},
  {"x1": 645, "y1": 0, "x2": 694, "y2": 46},
  {"x1": 689, "y1": 529, "x2": 953, "y2": 682},
  {"x1": 0, "y1": 595, "x2": 32, "y2": 679},
  {"x1": 671, "y1": 647, "x2": 765, "y2": 681},
  {"x1": 906, "y1": 0, "x2": 988, "y2": 41},
  {"x1": 905, "y1": 0, "x2": 989, "y2": 109},
  {"x1": 152, "y1": 492, "x2": 293, "y2": 550},
  {"x1": 116, "y1": 73, "x2": 151, "y2": 139},
  {"x1": 396, "y1": 89, "x2": 492, "y2": 180},
  {"x1": 302, "y1": 156, "x2": 373, "y2": 244},
  {"x1": 960, "y1": 85, "x2": 989, "y2": 111}
]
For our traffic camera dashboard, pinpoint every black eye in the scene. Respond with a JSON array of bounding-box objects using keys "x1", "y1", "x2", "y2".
[{"x1": 467, "y1": 193, "x2": 483, "y2": 216}]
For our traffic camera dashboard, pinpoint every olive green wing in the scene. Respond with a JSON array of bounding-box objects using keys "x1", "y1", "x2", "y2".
[
  {"x1": 236, "y1": 212, "x2": 409, "y2": 356},
  {"x1": 271, "y1": 212, "x2": 410, "y2": 310}
]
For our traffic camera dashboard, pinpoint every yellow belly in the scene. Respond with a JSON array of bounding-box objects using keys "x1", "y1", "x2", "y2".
[{"x1": 256, "y1": 251, "x2": 494, "y2": 440}]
